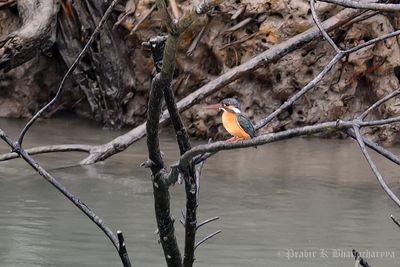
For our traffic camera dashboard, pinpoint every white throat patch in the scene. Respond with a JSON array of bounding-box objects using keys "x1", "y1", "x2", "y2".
[{"x1": 231, "y1": 107, "x2": 241, "y2": 114}]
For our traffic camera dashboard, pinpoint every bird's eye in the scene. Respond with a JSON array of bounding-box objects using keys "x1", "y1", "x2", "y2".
[{"x1": 223, "y1": 103, "x2": 228, "y2": 107}]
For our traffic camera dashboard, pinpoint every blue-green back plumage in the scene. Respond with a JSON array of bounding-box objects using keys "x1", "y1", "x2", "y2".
[{"x1": 236, "y1": 113, "x2": 256, "y2": 138}]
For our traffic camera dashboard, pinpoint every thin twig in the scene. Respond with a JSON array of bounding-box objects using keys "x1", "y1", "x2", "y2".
[
  {"x1": 16, "y1": 0, "x2": 121, "y2": 147},
  {"x1": 130, "y1": 4, "x2": 156, "y2": 33},
  {"x1": 390, "y1": 214, "x2": 400, "y2": 228},
  {"x1": 224, "y1": 17, "x2": 252, "y2": 33},
  {"x1": 346, "y1": 129, "x2": 400, "y2": 165},
  {"x1": 219, "y1": 32, "x2": 257, "y2": 50},
  {"x1": 195, "y1": 230, "x2": 222, "y2": 249},
  {"x1": 353, "y1": 126, "x2": 400, "y2": 208},
  {"x1": 231, "y1": 4, "x2": 246, "y2": 20},
  {"x1": 196, "y1": 216, "x2": 220, "y2": 230},
  {"x1": 310, "y1": 0, "x2": 341, "y2": 53},
  {"x1": 358, "y1": 90, "x2": 400, "y2": 120},
  {"x1": 187, "y1": 24, "x2": 208, "y2": 56},
  {"x1": 255, "y1": 53, "x2": 343, "y2": 129}
]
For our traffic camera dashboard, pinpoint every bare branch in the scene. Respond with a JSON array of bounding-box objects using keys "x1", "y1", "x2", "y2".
[
  {"x1": 352, "y1": 249, "x2": 371, "y2": 267},
  {"x1": 196, "y1": 216, "x2": 220, "y2": 230},
  {"x1": 346, "y1": 129, "x2": 400, "y2": 165},
  {"x1": 352, "y1": 126, "x2": 400, "y2": 208},
  {"x1": 195, "y1": 230, "x2": 222, "y2": 250},
  {"x1": 16, "y1": 0, "x2": 122, "y2": 147},
  {"x1": 346, "y1": 28, "x2": 400, "y2": 54},
  {"x1": 117, "y1": 231, "x2": 132, "y2": 267},
  {"x1": 130, "y1": 4, "x2": 156, "y2": 33},
  {"x1": 255, "y1": 53, "x2": 342, "y2": 129},
  {"x1": 145, "y1": 35, "x2": 183, "y2": 267},
  {"x1": 0, "y1": 129, "x2": 132, "y2": 267},
  {"x1": 320, "y1": 0, "x2": 400, "y2": 11},
  {"x1": 0, "y1": 144, "x2": 93, "y2": 161},
  {"x1": 359, "y1": 90, "x2": 400, "y2": 120},
  {"x1": 390, "y1": 214, "x2": 400, "y2": 228},
  {"x1": 180, "y1": 121, "x2": 347, "y2": 170},
  {"x1": 187, "y1": 24, "x2": 208, "y2": 56},
  {"x1": 179, "y1": 113, "x2": 400, "y2": 171},
  {"x1": 310, "y1": 0, "x2": 341, "y2": 53}
]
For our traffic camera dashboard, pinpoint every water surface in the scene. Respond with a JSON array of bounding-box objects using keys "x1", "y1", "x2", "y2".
[{"x1": 0, "y1": 117, "x2": 399, "y2": 266}]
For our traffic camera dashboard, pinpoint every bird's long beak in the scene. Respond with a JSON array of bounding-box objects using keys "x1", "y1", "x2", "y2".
[{"x1": 205, "y1": 104, "x2": 223, "y2": 110}]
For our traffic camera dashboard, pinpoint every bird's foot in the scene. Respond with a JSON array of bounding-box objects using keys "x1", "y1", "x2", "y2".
[{"x1": 225, "y1": 136, "x2": 237, "y2": 142}]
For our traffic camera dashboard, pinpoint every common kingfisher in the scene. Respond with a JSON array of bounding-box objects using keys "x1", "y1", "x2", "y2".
[{"x1": 206, "y1": 98, "x2": 256, "y2": 142}]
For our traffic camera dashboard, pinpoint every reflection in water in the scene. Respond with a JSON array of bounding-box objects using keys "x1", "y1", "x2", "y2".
[{"x1": 0, "y1": 117, "x2": 400, "y2": 266}]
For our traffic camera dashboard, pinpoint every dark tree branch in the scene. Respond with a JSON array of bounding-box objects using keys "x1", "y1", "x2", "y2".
[
  {"x1": 151, "y1": 1, "x2": 224, "y2": 266},
  {"x1": 390, "y1": 214, "x2": 400, "y2": 228},
  {"x1": 16, "y1": 0, "x2": 121, "y2": 147},
  {"x1": 117, "y1": 231, "x2": 132, "y2": 267},
  {"x1": 0, "y1": 129, "x2": 132, "y2": 267},
  {"x1": 145, "y1": 35, "x2": 183, "y2": 267},
  {"x1": 353, "y1": 249, "x2": 372, "y2": 267}
]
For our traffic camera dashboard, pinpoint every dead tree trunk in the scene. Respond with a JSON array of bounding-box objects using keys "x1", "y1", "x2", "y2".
[{"x1": 56, "y1": 0, "x2": 135, "y2": 128}]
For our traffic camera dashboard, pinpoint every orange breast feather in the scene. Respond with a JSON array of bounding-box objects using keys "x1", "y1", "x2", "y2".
[{"x1": 222, "y1": 112, "x2": 250, "y2": 139}]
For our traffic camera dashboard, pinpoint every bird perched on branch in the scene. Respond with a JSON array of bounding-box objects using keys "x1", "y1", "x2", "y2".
[{"x1": 206, "y1": 98, "x2": 256, "y2": 142}]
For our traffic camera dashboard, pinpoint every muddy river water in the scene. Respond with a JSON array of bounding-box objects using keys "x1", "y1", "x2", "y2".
[{"x1": 0, "y1": 117, "x2": 399, "y2": 266}]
